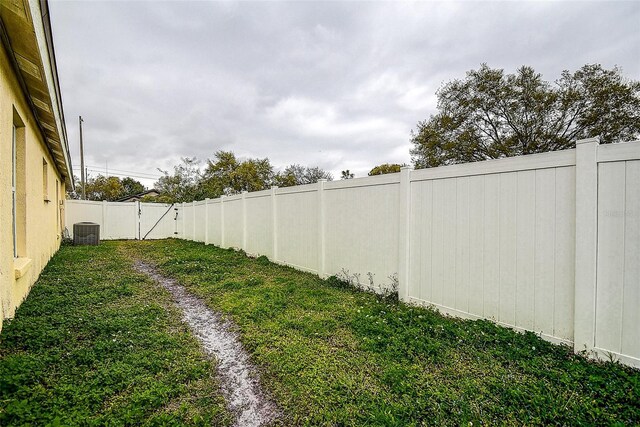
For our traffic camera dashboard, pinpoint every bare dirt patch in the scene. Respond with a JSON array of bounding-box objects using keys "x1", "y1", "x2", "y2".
[{"x1": 134, "y1": 261, "x2": 278, "y2": 427}]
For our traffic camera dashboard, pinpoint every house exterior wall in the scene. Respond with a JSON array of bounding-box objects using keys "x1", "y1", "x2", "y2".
[{"x1": 0, "y1": 40, "x2": 66, "y2": 329}]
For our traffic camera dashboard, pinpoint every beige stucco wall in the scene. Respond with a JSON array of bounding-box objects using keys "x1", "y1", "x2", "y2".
[{"x1": 0, "y1": 41, "x2": 66, "y2": 330}]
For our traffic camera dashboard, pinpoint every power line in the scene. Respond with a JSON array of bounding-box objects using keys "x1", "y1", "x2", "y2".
[
  {"x1": 75, "y1": 168, "x2": 161, "y2": 179},
  {"x1": 84, "y1": 165, "x2": 163, "y2": 178},
  {"x1": 73, "y1": 167, "x2": 162, "y2": 181},
  {"x1": 85, "y1": 172, "x2": 160, "y2": 181},
  {"x1": 72, "y1": 165, "x2": 162, "y2": 177}
]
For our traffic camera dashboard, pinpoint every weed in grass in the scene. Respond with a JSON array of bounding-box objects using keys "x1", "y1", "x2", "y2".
[
  {"x1": 256, "y1": 255, "x2": 271, "y2": 266},
  {"x1": 325, "y1": 274, "x2": 352, "y2": 290},
  {"x1": 330, "y1": 268, "x2": 399, "y2": 303}
]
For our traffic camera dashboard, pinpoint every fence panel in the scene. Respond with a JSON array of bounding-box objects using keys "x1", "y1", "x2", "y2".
[
  {"x1": 223, "y1": 196, "x2": 244, "y2": 249},
  {"x1": 193, "y1": 202, "x2": 206, "y2": 242},
  {"x1": 324, "y1": 176, "x2": 400, "y2": 289},
  {"x1": 275, "y1": 185, "x2": 318, "y2": 273},
  {"x1": 206, "y1": 200, "x2": 222, "y2": 246},
  {"x1": 103, "y1": 202, "x2": 137, "y2": 239},
  {"x1": 594, "y1": 147, "x2": 640, "y2": 365},
  {"x1": 65, "y1": 200, "x2": 137, "y2": 239},
  {"x1": 407, "y1": 151, "x2": 576, "y2": 344},
  {"x1": 65, "y1": 200, "x2": 103, "y2": 237},
  {"x1": 245, "y1": 191, "x2": 273, "y2": 258},
  {"x1": 183, "y1": 204, "x2": 194, "y2": 241},
  {"x1": 140, "y1": 203, "x2": 176, "y2": 240}
]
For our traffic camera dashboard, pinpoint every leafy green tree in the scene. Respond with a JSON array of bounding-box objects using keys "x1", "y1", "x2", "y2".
[
  {"x1": 69, "y1": 175, "x2": 147, "y2": 201},
  {"x1": 120, "y1": 177, "x2": 146, "y2": 198},
  {"x1": 199, "y1": 151, "x2": 238, "y2": 197},
  {"x1": 157, "y1": 152, "x2": 336, "y2": 200},
  {"x1": 410, "y1": 64, "x2": 640, "y2": 168},
  {"x1": 233, "y1": 158, "x2": 274, "y2": 193},
  {"x1": 368, "y1": 163, "x2": 403, "y2": 176},
  {"x1": 84, "y1": 175, "x2": 124, "y2": 201},
  {"x1": 139, "y1": 193, "x2": 163, "y2": 203},
  {"x1": 155, "y1": 157, "x2": 204, "y2": 203},
  {"x1": 199, "y1": 151, "x2": 274, "y2": 197},
  {"x1": 274, "y1": 164, "x2": 333, "y2": 187},
  {"x1": 340, "y1": 170, "x2": 354, "y2": 180}
]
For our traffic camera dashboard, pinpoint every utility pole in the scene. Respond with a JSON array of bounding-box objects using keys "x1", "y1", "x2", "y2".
[{"x1": 79, "y1": 116, "x2": 85, "y2": 199}]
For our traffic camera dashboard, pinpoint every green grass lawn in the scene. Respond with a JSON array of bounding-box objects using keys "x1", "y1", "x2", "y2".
[
  {"x1": 121, "y1": 239, "x2": 639, "y2": 426},
  {"x1": 0, "y1": 242, "x2": 231, "y2": 426},
  {"x1": 1, "y1": 240, "x2": 639, "y2": 426}
]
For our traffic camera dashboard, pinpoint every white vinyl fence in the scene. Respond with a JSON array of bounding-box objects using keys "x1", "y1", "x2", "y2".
[
  {"x1": 66, "y1": 200, "x2": 178, "y2": 240},
  {"x1": 65, "y1": 138, "x2": 640, "y2": 367}
]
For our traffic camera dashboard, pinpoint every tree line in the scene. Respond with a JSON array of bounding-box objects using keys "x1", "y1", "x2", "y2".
[
  {"x1": 69, "y1": 155, "x2": 404, "y2": 203},
  {"x1": 70, "y1": 175, "x2": 146, "y2": 201},
  {"x1": 153, "y1": 152, "x2": 335, "y2": 203},
  {"x1": 72, "y1": 63, "x2": 639, "y2": 202}
]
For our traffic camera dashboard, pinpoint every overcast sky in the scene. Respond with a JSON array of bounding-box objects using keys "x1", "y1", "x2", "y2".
[{"x1": 49, "y1": 0, "x2": 640, "y2": 187}]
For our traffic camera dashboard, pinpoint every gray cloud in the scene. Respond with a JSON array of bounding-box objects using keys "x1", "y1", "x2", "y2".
[{"x1": 49, "y1": 0, "x2": 640, "y2": 187}]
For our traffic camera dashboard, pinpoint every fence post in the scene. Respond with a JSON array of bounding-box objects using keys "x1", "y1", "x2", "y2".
[
  {"x1": 574, "y1": 137, "x2": 599, "y2": 355},
  {"x1": 271, "y1": 187, "x2": 278, "y2": 261},
  {"x1": 204, "y1": 198, "x2": 210, "y2": 245},
  {"x1": 398, "y1": 166, "x2": 412, "y2": 302},
  {"x1": 242, "y1": 191, "x2": 248, "y2": 251},
  {"x1": 220, "y1": 195, "x2": 226, "y2": 248},
  {"x1": 102, "y1": 200, "x2": 107, "y2": 239},
  {"x1": 317, "y1": 179, "x2": 327, "y2": 278}
]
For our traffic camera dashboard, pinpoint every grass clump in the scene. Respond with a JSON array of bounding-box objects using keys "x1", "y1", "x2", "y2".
[
  {"x1": 0, "y1": 242, "x2": 231, "y2": 426},
  {"x1": 124, "y1": 239, "x2": 640, "y2": 426}
]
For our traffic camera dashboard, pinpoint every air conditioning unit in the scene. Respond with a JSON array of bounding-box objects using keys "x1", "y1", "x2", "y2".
[{"x1": 73, "y1": 222, "x2": 100, "y2": 246}]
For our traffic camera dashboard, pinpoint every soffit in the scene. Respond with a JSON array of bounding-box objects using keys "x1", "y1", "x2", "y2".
[{"x1": 0, "y1": 0, "x2": 72, "y2": 187}]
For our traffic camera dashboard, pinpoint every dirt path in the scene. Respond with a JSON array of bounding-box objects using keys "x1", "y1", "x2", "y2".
[{"x1": 134, "y1": 261, "x2": 277, "y2": 427}]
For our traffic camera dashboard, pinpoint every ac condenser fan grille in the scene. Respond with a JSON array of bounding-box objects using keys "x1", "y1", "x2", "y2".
[{"x1": 73, "y1": 222, "x2": 100, "y2": 245}]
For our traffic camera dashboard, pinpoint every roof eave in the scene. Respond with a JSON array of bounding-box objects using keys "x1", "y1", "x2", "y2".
[
  {"x1": 0, "y1": 0, "x2": 73, "y2": 189},
  {"x1": 38, "y1": 0, "x2": 73, "y2": 189},
  {"x1": 32, "y1": 0, "x2": 73, "y2": 189}
]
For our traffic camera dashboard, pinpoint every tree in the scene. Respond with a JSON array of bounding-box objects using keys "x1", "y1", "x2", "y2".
[
  {"x1": 67, "y1": 175, "x2": 83, "y2": 199},
  {"x1": 410, "y1": 64, "x2": 640, "y2": 168},
  {"x1": 199, "y1": 151, "x2": 274, "y2": 198},
  {"x1": 233, "y1": 158, "x2": 274, "y2": 193},
  {"x1": 120, "y1": 177, "x2": 146, "y2": 198},
  {"x1": 368, "y1": 163, "x2": 403, "y2": 176},
  {"x1": 199, "y1": 151, "x2": 238, "y2": 197},
  {"x1": 155, "y1": 157, "x2": 203, "y2": 203},
  {"x1": 156, "y1": 152, "x2": 336, "y2": 201},
  {"x1": 83, "y1": 175, "x2": 123, "y2": 201},
  {"x1": 340, "y1": 170, "x2": 354, "y2": 180},
  {"x1": 69, "y1": 175, "x2": 147, "y2": 201},
  {"x1": 274, "y1": 164, "x2": 333, "y2": 187},
  {"x1": 140, "y1": 193, "x2": 164, "y2": 203},
  {"x1": 304, "y1": 166, "x2": 333, "y2": 183}
]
